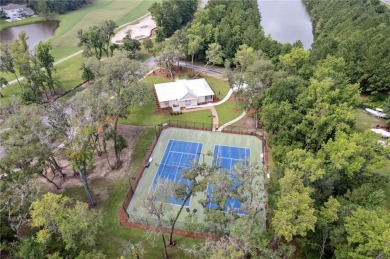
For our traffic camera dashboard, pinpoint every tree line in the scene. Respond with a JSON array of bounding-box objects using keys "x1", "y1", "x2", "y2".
[
  {"x1": 149, "y1": 0, "x2": 198, "y2": 42},
  {"x1": 0, "y1": 51, "x2": 150, "y2": 257},
  {"x1": 0, "y1": 32, "x2": 58, "y2": 103},
  {"x1": 258, "y1": 47, "x2": 390, "y2": 258},
  {"x1": 28, "y1": 0, "x2": 87, "y2": 16},
  {"x1": 304, "y1": 0, "x2": 390, "y2": 93},
  {"x1": 1, "y1": 0, "x2": 390, "y2": 257},
  {"x1": 161, "y1": 0, "x2": 390, "y2": 256}
]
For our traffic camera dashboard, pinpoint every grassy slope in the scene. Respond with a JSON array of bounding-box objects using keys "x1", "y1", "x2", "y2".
[
  {"x1": 0, "y1": 0, "x2": 154, "y2": 102},
  {"x1": 0, "y1": 16, "x2": 45, "y2": 30},
  {"x1": 215, "y1": 101, "x2": 243, "y2": 126},
  {"x1": 120, "y1": 104, "x2": 212, "y2": 126},
  {"x1": 205, "y1": 77, "x2": 230, "y2": 100},
  {"x1": 120, "y1": 75, "x2": 234, "y2": 126},
  {"x1": 63, "y1": 128, "x2": 201, "y2": 258},
  {"x1": 51, "y1": 0, "x2": 155, "y2": 59},
  {"x1": 0, "y1": 55, "x2": 82, "y2": 107},
  {"x1": 355, "y1": 109, "x2": 385, "y2": 132}
]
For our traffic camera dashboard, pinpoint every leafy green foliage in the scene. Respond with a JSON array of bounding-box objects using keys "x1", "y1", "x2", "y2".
[
  {"x1": 29, "y1": 0, "x2": 87, "y2": 14},
  {"x1": 304, "y1": 0, "x2": 390, "y2": 92},
  {"x1": 339, "y1": 208, "x2": 390, "y2": 258},
  {"x1": 77, "y1": 20, "x2": 117, "y2": 59},
  {"x1": 142, "y1": 38, "x2": 154, "y2": 52},
  {"x1": 149, "y1": 0, "x2": 197, "y2": 41},
  {"x1": 31, "y1": 193, "x2": 102, "y2": 251},
  {"x1": 121, "y1": 35, "x2": 141, "y2": 59},
  {"x1": 272, "y1": 170, "x2": 317, "y2": 242},
  {"x1": 279, "y1": 47, "x2": 311, "y2": 79}
]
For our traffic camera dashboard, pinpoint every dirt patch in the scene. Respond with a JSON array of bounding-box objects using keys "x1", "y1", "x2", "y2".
[
  {"x1": 152, "y1": 65, "x2": 194, "y2": 79},
  {"x1": 154, "y1": 108, "x2": 170, "y2": 115},
  {"x1": 233, "y1": 108, "x2": 257, "y2": 129},
  {"x1": 37, "y1": 125, "x2": 147, "y2": 202}
]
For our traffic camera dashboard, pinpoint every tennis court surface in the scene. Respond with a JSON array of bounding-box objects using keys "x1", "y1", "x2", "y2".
[
  {"x1": 205, "y1": 145, "x2": 251, "y2": 214},
  {"x1": 152, "y1": 140, "x2": 202, "y2": 206},
  {"x1": 126, "y1": 128, "x2": 265, "y2": 231}
]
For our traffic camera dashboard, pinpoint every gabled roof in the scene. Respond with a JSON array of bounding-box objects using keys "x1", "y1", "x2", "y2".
[
  {"x1": 155, "y1": 78, "x2": 214, "y2": 103},
  {"x1": 1, "y1": 3, "x2": 25, "y2": 10}
]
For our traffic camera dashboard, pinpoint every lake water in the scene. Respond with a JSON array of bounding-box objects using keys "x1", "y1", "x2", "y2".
[
  {"x1": 257, "y1": 0, "x2": 313, "y2": 49},
  {"x1": 0, "y1": 20, "x2": 59, "y2": 50}
]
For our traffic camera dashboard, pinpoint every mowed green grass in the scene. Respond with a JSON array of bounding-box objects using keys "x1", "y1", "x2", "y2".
[
  {"x1": 120, "y1": 104, "x2": 212, "y2": 126},
  {"x1": 215, "y1": 101, "x2": 243, "y2": 126},
  {"x1": 0, "y1": 72, "x2": 18, "y2": 85},
  {"x1": 1, "y1": 0, "x2": 154, "y2": 85},
  {"x1": 51, "y1": 0, "x2": 155, "y2": 49},
  {"x1": 355, "y1": 108, "x2": 386, "y2": 132},
  {"x1": 62, "y1": 128, "x2": 202, "y2": 258},
  {"x1": 120, "y1": 75, "x2": 232, "y2": 126},
  {"x1": 53, "y1": 54, "x2": 83, "y2": 90},
  {"x1": 0, "y1": 55, "x2": 82, "y2": 107},
  {"x1": 204, "y1": 76, "x2": 230, "y2": 100},
  {"x1": 0, "y1": 16, "x2": 45, "y2": 30}
]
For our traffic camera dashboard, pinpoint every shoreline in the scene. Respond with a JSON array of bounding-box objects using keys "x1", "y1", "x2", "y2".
[{"x1": 0, "y1": 16, "x2": 48, "y2": 30}]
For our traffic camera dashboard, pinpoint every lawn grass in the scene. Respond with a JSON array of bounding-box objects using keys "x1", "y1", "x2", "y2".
[
  {"x1": 205, "y1": 77, "x2": 230, "y2": 100},
  {"x1": 53, "y1": 54, "x2": 83, "y2": 91},
  {"x1": 62, "y1": 128, "x2": 202, "y2": 258},
  {"x1": 52, "y1": 46, "x2": 82, "y2": 61},
  {"x1": 0, "y1": 80, "x2": 22, "y2": 106},
  {"x1": 355, "y1": 108, "x2": 386, "y2": 132},
  {"x1": 0, "y1": 54, "x2": 82, "y2": 107},
  {"x1": 51, "y1": 0, "x2": 154, "y2": 49},
  {"x1": 120, "y1": 104, "x2": 212, "y2": 126},
  {"x1": 0, "y1": 71, "x2": 19, "y2": 82},
  {"x1": 119, "y1": 75, "x2": 233, "y2": 126},
  {"x1": 215, "y1": 101, "x2": 243, "y2": 126},
  {"x1": 0, "y1": 16, "x2": 45, "y2": 30}
]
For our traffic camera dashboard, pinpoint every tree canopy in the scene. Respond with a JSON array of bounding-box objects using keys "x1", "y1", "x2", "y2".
[{"x1": 304, "y1": 0, "x2": 390, "y2": 92}]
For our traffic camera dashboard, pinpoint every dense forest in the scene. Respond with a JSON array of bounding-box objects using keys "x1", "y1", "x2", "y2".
[
  {"x1": 304, "y1": 0, "x2": 390, "y2": 93},
  {"x1": 0, "y1": 0, "x2": 87, "y2": 15},
  {"x1": 149, "y1": 0, "x2": 198, "y2": 41},
  {"x1": 1, "y1": 0, "x2": 390, "y2": 258},
  {"x1": 28, "y1": 0, "x2": 87, "y2": 15},
  {"x1": 151, "y1": 0, "x2": 390, "y2": 256}
]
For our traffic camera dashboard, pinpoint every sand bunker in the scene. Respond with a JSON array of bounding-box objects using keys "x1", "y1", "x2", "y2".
[{"x1": 112, "y1": 15, "x2": 156, "y2": 43}]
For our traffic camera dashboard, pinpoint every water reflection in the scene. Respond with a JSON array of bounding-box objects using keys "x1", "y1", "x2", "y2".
[
  {"x1": 258, "y1": 0, "x2": 313, "y2": 49},
  {"x1": 0, "y1": 20, "x2": 59, "y2": 50}
]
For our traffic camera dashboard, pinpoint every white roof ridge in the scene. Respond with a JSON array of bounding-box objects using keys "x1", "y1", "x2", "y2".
[{"x1": 185, "y1": 84, "x2": 198, "y2": 98}]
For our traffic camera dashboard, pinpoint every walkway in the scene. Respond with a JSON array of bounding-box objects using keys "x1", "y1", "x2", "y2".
[
  {"x1": 217, "y1": 110, "x2": 247, "y2": 132},
  {"x1": 180, "y1": 88, "x2": 249, "y2": 132},
  {"x1": 184, "y1": 89, "x2": 233, "y2": 110},
  {"x1": 182, "y1": 105, "x2": 219, "y2": 130},
  {"x1": 6, "y1": 50, "x2": 83, "y2": 87}
]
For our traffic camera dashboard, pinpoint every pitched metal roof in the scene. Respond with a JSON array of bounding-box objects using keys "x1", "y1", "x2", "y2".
[{"x1": 154, "y1": 78, "x2": 215, "y2": 102}]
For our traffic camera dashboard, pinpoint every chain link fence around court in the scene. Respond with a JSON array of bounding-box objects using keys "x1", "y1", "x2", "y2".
[
  {"x1": 157, "y1": 120, "x2": 258, "y2": 134},
  {"x1": 120, "y1": 120, "x2": 270, "y2": 238}
]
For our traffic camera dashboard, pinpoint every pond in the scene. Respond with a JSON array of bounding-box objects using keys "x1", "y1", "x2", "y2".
[
  {"x1": 0, "y1": 20, "x2": 59, "y2": 50},
  {"x1": 257, "y1": 0, "x2": 313, "y2": 49}
]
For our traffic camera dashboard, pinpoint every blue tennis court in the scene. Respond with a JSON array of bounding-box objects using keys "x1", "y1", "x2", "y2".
[
  {"x1": 152, "y1": 140, "x2": 202, "y2": 206},
  {"x1": 206, "y1": 145, "x2": 251, "y2": 214}
]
